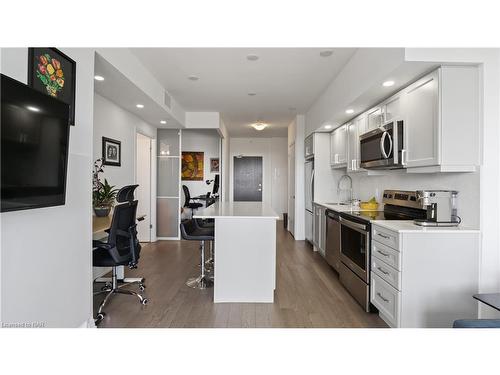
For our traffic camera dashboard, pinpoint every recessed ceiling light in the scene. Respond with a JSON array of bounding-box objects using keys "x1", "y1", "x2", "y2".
[
  {"x1": 188, "y1": 75, "x2": 199, "y2": 81},
  {"x1": 246, "y1": 54, "x2": 259, "y2": 61},
  {"x1": 160, "y1": 120, "x2": 167, "y2": 124},
  {"x1": 383, "y1": 80, "x2": 395, "y2": 87},
  {"x1": 248, "y1": 92, "x2": 257, "y2": 96},
  {"x1": 251, "y1": 122, "x2": 268, "y2": 131},
  {"x1": 324, "y1": 125, "x2": 333, "y2": 130},
  {"x1": 26, "y1": 106, "x2": 40, "y2": 112},
  {"x1": 345, "y1": 109, "x2": 354, "y2": 114},
  {"x1": 319, "y1": 50, "x2": 334, "y2": 57},
  {"x1": 136, "y1": 104, "x2": 144, "y2": 109},
  {"x1": 94, "y1": 75, "x2": 104, "y2": 81}
]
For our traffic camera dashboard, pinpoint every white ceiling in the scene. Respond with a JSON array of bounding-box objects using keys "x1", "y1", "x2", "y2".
[
  {"x1": 129, "y1": 48, "x2": 357, "y2": 137},
  {"x1": 94, "y1": 53, "x2": 182, "y2": 129}
]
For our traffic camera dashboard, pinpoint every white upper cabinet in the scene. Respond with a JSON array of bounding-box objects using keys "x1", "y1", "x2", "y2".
[
  {"x1": 330, "y1": 125, "x2": 347, "y2": 168},
  {"x1": 403, "y1": 70, "x2": 439, "y2": 168},
  {"x1": 366, "y1": 106, "x2": 384, "y2": 131},
  {"x1": 382, "y1": 93, "x2": 402, "y2": 123},
  {"x1": 347, "y1": 114, "x2": 366, "y2": 172},
  {"x1": 402, "y1": 66, "x2": 479, "y2": 172}
]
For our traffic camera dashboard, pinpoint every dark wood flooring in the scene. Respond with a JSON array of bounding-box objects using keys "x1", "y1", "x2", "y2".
[{"x1": 94, "y1": 222, "x2": 386, "y2": 328}]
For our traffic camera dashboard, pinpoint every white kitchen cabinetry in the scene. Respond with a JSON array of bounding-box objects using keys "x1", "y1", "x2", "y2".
[
  {"x1": 370, "y1": 223, "x2": 480, "y2": 328},
  {"x1": 312, "y1": 203, "x2": 326, "y2": 257},
  {"x1": 403, "y1": 66, "x2": 479, "y2": 172},
  {"x1": 366, "y1": 106, "x2": 383, "y2": 131},
  {"x1": 382, "y1": 92, "x2": 402, "y2": 123},
  {"x1": 347, "y1": 114, "x2": 366, "y2": 172},
  {"x1": 330, "y1": 125, "x2": 347, "y2": 168}
]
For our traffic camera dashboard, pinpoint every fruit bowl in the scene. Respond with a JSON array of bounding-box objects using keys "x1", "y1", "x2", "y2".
[{"x1": 359, "y1": 201, "x2": 379, "y2": 211}]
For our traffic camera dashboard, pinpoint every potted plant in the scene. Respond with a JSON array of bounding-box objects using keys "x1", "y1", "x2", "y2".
[{"x1": 92, "y1": 158, "x2": 118, "y2": 217}]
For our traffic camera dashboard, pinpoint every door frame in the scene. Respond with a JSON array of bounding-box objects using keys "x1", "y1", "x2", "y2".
[{"x1": 134, "y1": 129, "x2": 156, "y2": 242}]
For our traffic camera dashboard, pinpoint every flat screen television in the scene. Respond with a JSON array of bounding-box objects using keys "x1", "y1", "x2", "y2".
[{"x1": 1, "y1": 73, "x2": 71, "y2": 212}]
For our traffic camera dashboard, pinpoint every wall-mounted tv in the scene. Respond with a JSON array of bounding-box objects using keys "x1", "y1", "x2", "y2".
[{"x1": 1, "y1": 74, "x2": 71, "y2": 212}]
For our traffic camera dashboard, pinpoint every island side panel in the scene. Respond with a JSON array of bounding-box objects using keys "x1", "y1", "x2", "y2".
[{"x1": 214, "y1": 217, "x2": 276, "y2": 303}]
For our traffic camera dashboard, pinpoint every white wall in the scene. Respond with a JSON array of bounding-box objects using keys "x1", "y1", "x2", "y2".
[
  {"x1": 181, "y1": 129, "x2": 221, "y2": 200},
  {"x1": 287, "y1": 115, "x2": 306, "y2": 240},
  {"x1": 229, "y1": 137, "x2": 288, "y2": 218},
  {"x1": 93, "y1": 93, "x2": 157, "y2": 189},
  {"x1": 0, "y1": 47, "x2": 95, "y2": 327}
]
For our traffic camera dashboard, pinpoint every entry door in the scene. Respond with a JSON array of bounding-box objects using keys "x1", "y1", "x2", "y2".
[
  {"x1": 288, "y1": 144, "x2": 295, "y2": 235},
  {"x1": 233, "y1": 156, "x2": 263, "y2": 201},
  {"x1": 136, "y1": 133, "x2": 152, "y2": 242}
]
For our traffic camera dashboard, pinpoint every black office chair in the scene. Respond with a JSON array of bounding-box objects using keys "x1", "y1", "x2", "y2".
[
  {"x1": 93, "y1": 187, "x2": 148, "y2": 324},
  {"x1": 180, "y1": 219, "x2": 214, "y2": 289},
  {"x1": 183, "y1": 185, "x2": 203, "y2": 218}
]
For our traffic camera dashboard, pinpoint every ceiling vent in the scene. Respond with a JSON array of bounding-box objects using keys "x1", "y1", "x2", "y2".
[{"x1": 164, "y1": 90, "x2": 171, "y2": 109}]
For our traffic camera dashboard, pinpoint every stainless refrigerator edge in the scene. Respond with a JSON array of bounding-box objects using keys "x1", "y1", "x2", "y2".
[{"x1": 305, "y1": 159, "x2": 314, "y2": 243}]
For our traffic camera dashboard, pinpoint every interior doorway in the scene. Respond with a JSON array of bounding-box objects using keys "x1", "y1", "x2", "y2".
[
  {"x1": 233, "y1": 156, "x2": 263, "y2": 201},
  {"x1": 136, "y1": 132, "x2": 152, "y2": 242}
]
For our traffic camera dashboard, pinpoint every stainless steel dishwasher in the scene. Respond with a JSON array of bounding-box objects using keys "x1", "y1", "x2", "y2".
[{"x1": 325, "y1": 210, "x2": 341, "y2": 272}]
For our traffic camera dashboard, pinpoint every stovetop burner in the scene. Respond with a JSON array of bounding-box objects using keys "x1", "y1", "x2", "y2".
[{"x1": 347, "y1": 210, "x2": 415, "y2": 222}]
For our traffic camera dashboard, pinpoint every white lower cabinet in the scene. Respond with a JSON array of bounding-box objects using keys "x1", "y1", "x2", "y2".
[
  {"x1": 371, "y1": 272, "x2": 400, "y2": 327},
  {"x1": 370, "y1": 224, "x2": 480, "y2": 328}
]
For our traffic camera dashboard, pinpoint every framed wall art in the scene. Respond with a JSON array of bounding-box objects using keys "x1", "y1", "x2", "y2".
[
  {"x1": 210, "y1": 157, "x2": 220, "y2": 173},
  {"x1": 182, "y1": 151, "x2": 204, "y2": 181},
  {"x1": 102, "y1": 137, "x2": 121, "y2": 167},
  {"x1": 28, "y1": 47, "x2": 76, "y2": 125}
]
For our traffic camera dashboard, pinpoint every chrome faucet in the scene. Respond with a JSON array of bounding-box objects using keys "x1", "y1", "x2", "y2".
[{"x1": 337, "y1": 174, "x2": 353, "y2": 204}]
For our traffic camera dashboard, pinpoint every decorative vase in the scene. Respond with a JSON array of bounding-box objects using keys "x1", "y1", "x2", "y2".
[{"x1": 94, "y1": 206, "x2": 111, "y2": 217}]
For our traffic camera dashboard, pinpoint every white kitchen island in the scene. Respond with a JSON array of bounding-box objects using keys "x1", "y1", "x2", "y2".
[{"x1": 194, "y1": 201, "x2": 279, "y2": 303}]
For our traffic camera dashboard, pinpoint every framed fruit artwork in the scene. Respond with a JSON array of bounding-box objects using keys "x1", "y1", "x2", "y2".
[
  {"x1": 182, "y1": 152, "x2": 204, "y2": 181},
  {"x1": 28, "y1": 47, "x2": 76, "y2": 125}
]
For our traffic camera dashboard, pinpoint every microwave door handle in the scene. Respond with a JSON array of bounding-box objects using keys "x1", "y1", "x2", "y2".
[{"x1": 379, "y1": 131, "x2": 393, "y2": 159}]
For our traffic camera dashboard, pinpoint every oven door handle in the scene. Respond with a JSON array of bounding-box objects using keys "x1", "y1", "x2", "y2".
[
  {"x1": 339, "y1": 216, "x2": 368, "y2": 232},
  {"x1": 379, "y1": 131, "x2": 393, "y2": 159}
]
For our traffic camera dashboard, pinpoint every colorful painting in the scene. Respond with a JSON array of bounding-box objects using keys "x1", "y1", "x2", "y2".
[
  {"x1": 28, "y1": 48, "x2": 76, "y2": 125},
  {"x1": 182, "y1": 152, "x2": 204, "y2": 181},
  {"x1": 210, "y1": 158, "x2": 220, "y2": 173}
]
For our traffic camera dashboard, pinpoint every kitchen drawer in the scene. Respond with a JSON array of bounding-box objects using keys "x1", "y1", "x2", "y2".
[
  {"x1": 372, "y1": 225, "x2": 399, "y2": 249},
  {"x1": 372, "y1": 256, "x2": 401, "y2": 290},
  {"x1": 372, "y1": 240, "x2": 401, "y2": 271},
  {"x1": 371, "y1": 272, "x2": 400, "y2": 328}
]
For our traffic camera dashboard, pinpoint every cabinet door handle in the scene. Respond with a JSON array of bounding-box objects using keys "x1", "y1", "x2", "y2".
[
  {"x1": 377, "y1": 233, "x2": 391, "y2": 240},
  {"x1": 377, "y1": 292, "x2": 389, "y2": 303},
  {"x1": 401, "y1": 149, "x2": 407, "y2": 166},
  {"x1": 377, "y1": 250, "x2": 390, "y2": 257},
  {"x1": 377, "y1": 266, "x2": 390, "y2": 275}
]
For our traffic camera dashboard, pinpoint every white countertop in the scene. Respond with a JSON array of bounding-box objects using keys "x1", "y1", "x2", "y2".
[
  {"x1": 314, "y1": 201, "x2": 479, "y2": 233},
  {"x1": 194, "y1": 201, "x2": 280, "y2": 219},
  {"x1": 371, "y1": 220, "x2": 479, "y2": 233},
  {"x1": 314, "y1": 202, "x2": 363, "y2": 212}
]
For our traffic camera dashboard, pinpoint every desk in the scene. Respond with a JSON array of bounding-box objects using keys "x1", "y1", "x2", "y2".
[
  {"x1": 194, "y1": 201, "x2": 279, "y2": 303},
  {"x1": 473, "y1": 293, "x2": 500, "y2": 311}
]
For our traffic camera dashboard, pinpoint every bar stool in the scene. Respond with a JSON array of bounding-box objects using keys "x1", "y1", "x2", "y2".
[
  {"x1": 193, "y1": 219, "x2": 215, "y2": 271},
  {"x1": 180, "y1": 219, "x2": 214, "y2": 289}
]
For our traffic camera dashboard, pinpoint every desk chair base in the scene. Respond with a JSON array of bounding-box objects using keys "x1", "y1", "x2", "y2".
[
  {"x1": 96, "y1": 276, "x2": 146, "y2": 291},
  {"x1": 94, "y1": 267, "x2": 148, "y2": 324}
]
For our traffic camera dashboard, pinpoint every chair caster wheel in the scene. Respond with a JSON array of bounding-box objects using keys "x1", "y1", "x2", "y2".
[
  {"x1": 139, "y1": 284, "x2": 146, "y2": 291},
  {"x1": 141, "y1": 298, "x2": 149, "y2": 305},
  {"x1": 101, "y1": 285, "x2": 110, "y2": 291},
  {"x1": 95, "y1": 312, "x2": 106, "y2": 324}
]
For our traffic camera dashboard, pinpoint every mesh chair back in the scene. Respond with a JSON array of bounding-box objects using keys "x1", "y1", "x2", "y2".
[
  {"x1": 108, "y1": 200, "x2": 141, "y2": 266},
  {"x1": 182, "y1": 185, "x2": 191, "y2": 207},
  {"x1": 116, "y1": 184, "x2": 139, "y2": 203}
]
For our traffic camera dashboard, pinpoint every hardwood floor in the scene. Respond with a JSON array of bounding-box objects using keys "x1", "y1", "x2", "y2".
[{"x1": 94, "y1": 222, "x2": 387, "y2": 328}]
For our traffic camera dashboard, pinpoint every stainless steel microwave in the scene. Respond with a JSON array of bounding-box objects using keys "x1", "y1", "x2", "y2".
[{"x1": 359, "y1": 119, "x2": 405, "y2": 169}]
